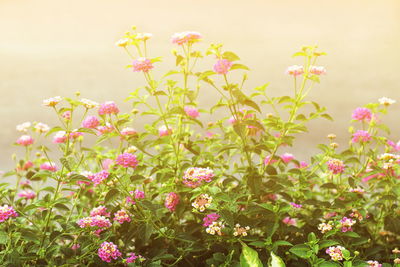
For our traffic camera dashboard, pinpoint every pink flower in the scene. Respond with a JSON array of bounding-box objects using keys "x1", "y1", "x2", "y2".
[
  {"x1": 352, "y1": 107, "x2": 372, "y2": 121},
  {"x1": 62, "y1": 111, "x2": 71, "y2": 121},
  {"x1": 327, "y1": 159, "x2": 345, "y2": 174},
  {"x1": 132, "y1": 58, "x2": 154, "y2": 72},
  {"x1": 159, "y1": 125, "x2": 172, "y2": 137},
  {"x1": 116, "y1": 153, "x2": 138, "y2": 168},
  {"x1": 77, "y1": 215, "x2": 112, "y2": 229},
  {"x1": 90, "y1": 206, "x2": 110, "y2": 217},
  {"x1": 89, "y1": 170, "x2": 109, "y2": 186},
  {"x1": 16, "y1": 135, "x2": 34, "y2": 146},
  {"x1": 113, "y1": 209, "x2": 131, "y2": 224},
  {"x1": 286, "y1": 65, "x2": 304, "y2": 76},
  {"x1": 296, "y1": 161, "x2": 309, "y2": 169},
  {"x1": 184, "y1": 107, "x2": 200, "y2": 118},
  {"x1": 281, "y1": 153, "x2": 294, "y2": 164},
  {"x1": 264, "y1": 156, "x2": 277, "y2": 165},
  {"x1": 40, "y1": 162, "x2": 58, "y2": 172},
  {"x1": 282, "y1": 216, "x2": 296, "y2": 226},
  {"x1": 121, "y1": 127, "x2": 137, "y2": 136},
  {"x1": 171, "y1": 31, "x2": 202, "y2": 45},
  {"x1": 98, "y1": 242, "x2": 122, "y2": 263},
  {"x1": 326, "y1": 246, "x2": 345, "y2": 261},
  {"x1": 53, "y1": 131, "x2": 67, "y2": 144},
  {"x1": 125, "y1": 252, "x2": 140, "y2": 263},
  {"x1": 165, "y1": 192, "x2": 180, "y2": 212},
  {"x1": 102, "y1": 159, "x2": 114, "y2": 170},
  {"x1": 82, "y1": 116, "x2": 100, "y2": 129},
  {"x1": 126, "y1": 190, "x2": 145, "y2": 205},
  {"x1": 367, "y1": 260, "x2": 382, "y2": 267},
  {"x1": 352, "y1": 130, "x2": 371, "y2": 143},
  {"x1": 290, "y1": 202, "x2": 302, "y2": 209},
  {"x1": 71, "y1": 244, "x2": 80, "y2": 250},
  {"x1": 19, "y1": 180, "x2": 30, "y2": 187},
  {"x1": 387, "y1": 140, "x2": 400, "y2": 152},
  {"x1": 18, "y1": 190, "x2": 36, "y2": 200},
  {"x1": 206, "y1": 132, "x2": 216, "y2": 138},
  {"x1": 98, "y1": 101, "x2": 119, "y2": 116},
  {"x1": 203, "y1": 213, "x2": 220, "y2": 227},
  {"x1": 213, "y1": 59, "x2": 233, "y2": 75},
  {"x1": 309, "y1": 65, "x2": 327, "y2": 75},
  {"x1": 340, "y1": 217, "x2": 356, "y2": 232},
  {"x1": 97, "y1": 123, "x2": 114, "y2": 134},
  {"x1": 0, "y1": 205, "x2": 18, "y2": 222},
  {"x1": 69, "y1": 130, "x2": 83, "y2": 139},
  {"x1": 183, "y1": 167, "x2": 214, "y2": 188}
]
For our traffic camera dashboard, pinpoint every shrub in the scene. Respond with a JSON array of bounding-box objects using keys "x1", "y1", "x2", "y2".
[{"x1": 1, "y1": 28, "x2": 399, "y2": 266}]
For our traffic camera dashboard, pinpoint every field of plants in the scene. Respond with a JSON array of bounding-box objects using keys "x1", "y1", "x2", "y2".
[{"x1": 1, "y1": 28, "x2": 399, "y2": 266}]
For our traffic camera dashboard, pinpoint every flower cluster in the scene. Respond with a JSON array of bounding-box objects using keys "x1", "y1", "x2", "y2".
[
  {"x1": 165, "y1": 192, "x2": 180, "y2": 212},
  {"x1": 192, "y1": 194, "x2": 213, "y2": 212},
  {"x1": 90, "y1": 206, "x2": 110, "y2": 217},
  {"x1": 367, "y1": 260, "x2": 382, "y2": 267},
  {"x1": 203, "y1": 213, "x2": 220, "y2": 227},
  {"x1": 98, "y1": 242, "x2": 122, "y2": 263},
  {"x1": 183, "y1": 167, "x2": 214, "y2": 188},
  {"x1": 171, "y1": 31, "x2": 202, "y2": 45},
  {"x1": 80, "y1": 98, "x2": 99, "y2": 109},
  {"x1": 352, "y1": 130, "x2": 371, "y2": 143},
  {"x1": 340, "y1": 217, "x2": 356, "y2": 232},
  {"x1": 77, "y1": 215, "x2": 112, "y2": 233},
  {"x1": 82, "y1": 116, "x2": 100, "y2": 129},
  {"x1": 18, "y1": 190, "x2": 36, "y2": 200},
  {"x1": 326, "y1": 246, "x2": 346, "y2": 261},
  {"x1": 132, "y1": 58, "x2": 154, "y2": 72},
  {"x1": 233, "y1": 224, "x2": 250, "y2": 237},
  {"x1": 286, "y1": 65, "x2": 304, "y2": 76},
  {"x1": 0, "y1": 205, "x2": 18, "y2": 222},
  {"x1": 327, "y1": 159, "x2": 345, "y2": 174},
  {"x1": 206, "y1": 221, "x2": 224, "y2": 236},
  {"x1": 352, "y1": 107, "x2": 372, "y2": 121},
  {"x1": 116, "y1": 153, "x2": 138, "y2": 168},
  {"x1": 43, "y1": 96, "x2": 62, "y2": 107},
  {"x1": 16, "y1": 135, "x2": 34, "y2": 146},
  {"x1": 98, "y1": 101, "x2": 119, "y2": 115},
  {"x1": 213, "y1": 59, "x2": 233, "y2": 75},
  {"x1": 88, "y1": 170, "x2": 109, "y2": 186},
  {"x1": 113, "y1": 210, "x2": 131, "y2": 224},
  {"x1": 318, "y1": 221, "x2": 333, "y2": 233},
  {"x1": 126, "y1": 190, "x2": 145, "y2": 205}
]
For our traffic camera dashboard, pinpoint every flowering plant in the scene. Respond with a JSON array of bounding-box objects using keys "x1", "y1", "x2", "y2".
[{"x1": 1, "y1": 27, "x2": 400, "y2": 266}]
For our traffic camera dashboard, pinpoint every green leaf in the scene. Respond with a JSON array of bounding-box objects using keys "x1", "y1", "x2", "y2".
[
  {"x1": 104, "y1": 188, "x2": 119, "y2": 204},
  {"x1": 269, "y1": 251, "x2": 285, "y2": 267},
  {"x1": 289, "y1": 244, "x2": 311, "y2": 259},
  {"x1": 222, "y1": 51, "x2": 240, "y2": 61},
  {"x1": 240, "y1": 243, "x2": 263, "y2": 267},
  {"x1": 0, "y1": 232, "x2": 7, "y2": 244},
  {"x1": 319, "y1": 240, "x2": 339, "y2": 249},
  {"x1": 231, "y1": 64, "x2": 250, "y2": 71},
  {"x1": 319, "y1": 262, "x2": 341, "y2": 267}
]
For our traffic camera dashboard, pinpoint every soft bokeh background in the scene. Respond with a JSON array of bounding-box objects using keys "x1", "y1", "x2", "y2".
[{"x1": 1, "y1": 0, "x2": 399, "y2": 171}]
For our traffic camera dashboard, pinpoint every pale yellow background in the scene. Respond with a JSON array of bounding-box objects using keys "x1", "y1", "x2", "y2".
[{"x1": 0, "y1": 0, "x2": 399, "y2": 170}]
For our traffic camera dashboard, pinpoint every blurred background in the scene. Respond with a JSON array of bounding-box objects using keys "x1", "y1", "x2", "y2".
[{"x1": 0, "y1": 0, "x2": 399, "y2": 171}]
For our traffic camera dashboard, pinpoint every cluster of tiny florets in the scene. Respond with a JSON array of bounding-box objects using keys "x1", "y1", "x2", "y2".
[
  {"x1": 0, "y1": 205, "x2": 18, "y2": 222},
  {"x1": 192, "y1": 194, "x2": 213, "y2": 212},
  {"x1": 98, "y1": 241, "x2": 122, "y2": 262},
  {"x1": 183, "y1": 167, "x2": 214, "y2": 188},
  {"x1": 326, "y1": 246, "x2": 345, "y2": 261}
]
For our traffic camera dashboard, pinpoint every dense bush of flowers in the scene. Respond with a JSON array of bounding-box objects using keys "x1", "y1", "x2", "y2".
[{"x1": 1, "y1": 27, "x2": 400, "y2": 266}]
